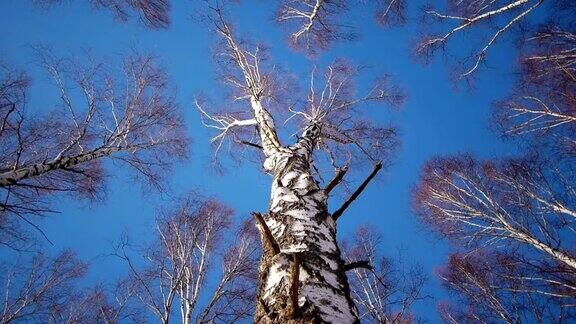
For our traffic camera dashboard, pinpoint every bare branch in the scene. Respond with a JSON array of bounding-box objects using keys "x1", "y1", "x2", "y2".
[
  {"x1": 343, "y1": 260, "x2": 372, "y2": 272},
  {"x1": 415, "y1": 0, "x2": 545, "y2": 78},
  {"x1": 252, "y1": 212, "x2": 280, "y2": 255},
  {"x1": 32, "y1": 0, "x2": 170, "y2": 29},
  {"x1": 323, "y1": 165, "x2": 348, "y2": 195},
  {"x1": 332, "y1": 162, "x2": 382, "y2": 221}
]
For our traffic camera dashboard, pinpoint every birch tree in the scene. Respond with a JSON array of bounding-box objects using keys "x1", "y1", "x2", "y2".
[
  {"x1": 0, "y1": 52, "x2": 188, "y2": 248},
  {"x1": 32, "y1": 0, "x2": 170, "y2": 29},
  {"x1": 493, "y1": 25, "x2": 576, "y2": 154},
  {"x1": 0, "y1": 250, "x2": 144, "y2": 323},
  {"x1": 275, "y1": 0, "x2": 406, "y2": 54},
  {"x1": 196, "y1": 4, "x2": 402, "y2": 322},
  {"x1": 414, "y1": 2, "x2": 576, "y2": 316},
  {"x1": 415, "y1": 0, "x2": 547, "y2": 78},
  {"x1": 0, "y1": 250, "x2": 87, "y2": 324},
  {"x1": 116, "y1": 196, "x2": 259, "y2": 324},
  {"x1": 343, "y1": 226, "x2": 428, "y2": 323},
  {"x1": 437, "y1": 249, "x2": 576, "y2": 323},
  {"x1": 413, "y1": 155, "x2": 576, "y2": 321},
  {"x1": 414, "y1": 156, "x2": 576, "y2": 270},
  {"x1": 64, "y1": 281, "x2": 143, "y2": 324}
]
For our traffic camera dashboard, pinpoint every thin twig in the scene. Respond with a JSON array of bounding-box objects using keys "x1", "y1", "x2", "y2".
[{"x1": 236, "y1": 140, "x2": 263, "y2": 150}]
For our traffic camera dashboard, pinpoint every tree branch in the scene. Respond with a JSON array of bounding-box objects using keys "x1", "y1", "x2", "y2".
[
  {"x1": 343, "y1": 260, "x2": 373, "y2": 272},
  {"x1": 324, "y1": 166, "x2": 348, "y2": 195},
  {"x1": 332, "y1": 162, "x2": 382, "y2": 221},
  {"x1": 289, "y1": 253, "x2": 300, "y2": 318},
  {"x1": 236, "y1": 140, "x2": 263, "y2": 150},
  {"x1": 252, "y1": 212, "x2": 280, "y2": 255}
]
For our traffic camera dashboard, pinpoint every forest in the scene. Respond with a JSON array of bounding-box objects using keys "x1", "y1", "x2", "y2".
[{"x1": 0, "y1": 0, "x2": 574, "y2": 323}]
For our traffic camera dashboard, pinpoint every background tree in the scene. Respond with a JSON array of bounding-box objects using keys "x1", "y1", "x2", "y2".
[
  {"x1": 0, "y1": 51, "x2": 188, "y2": 249},
  {"x1": 115, "y1": 195, "x2": 259, "y2": 324},
  {"x1": 494, "y1": 21, "x2": 575, "y2": 155},
  {"x1": 415, "y1": 0, "x2": 549, "y2": 78},
  {"x1": 437, "y1": 250, "x2": 576, "y2": 323},
  {"x1": 0, "y1": 250, "x2": 144, "y2": 324},
  {"x1": 413, "y1": 1, "x2": 575, "y2": 319},
  {"x1": 196, "y1": 3, "x2": 403, "y2": 322},
  {"x1": 0, "y1": 250, "x2": 87, "y2": 323},
  {"x1": 275, "y1": 0, "x2": 406, "y2": 54},
  {"x1": 66, "y1": 281, "x2": 143, "y2": 324},
  {"x1": 415, "y1": 156, "x2": 576, "y2": 269},
  {"x1": 342, "y1": 226, "x2": 428, "y2": 323},
  {"x1": 413, "y1": 150, "x2": 576, "y2": 320},
  {"x1": 32, "y1": 0, "x2": 171, "y2": 29}
]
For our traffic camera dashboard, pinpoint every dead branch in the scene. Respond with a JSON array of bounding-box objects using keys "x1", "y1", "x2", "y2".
[
  {"x1": 289, "y1": 253, "x2": 300, "y2": 318},
  {"x1": 332, "y1": 162, "x2": 382, "y2": 221},
  {"x1": 343, "y1": 260, "x2": 372, "y2": 272},
  {"x1": 253, "y1": 212, "x2": 280, "y2": 255},
  {"x1": 323, "y1": 166, "x2": 348, "y2": 195}
]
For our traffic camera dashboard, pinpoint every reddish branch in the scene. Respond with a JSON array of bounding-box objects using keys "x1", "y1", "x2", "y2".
[{"x1": 33, "y1": 0, "x2": 170, "y2": 29}]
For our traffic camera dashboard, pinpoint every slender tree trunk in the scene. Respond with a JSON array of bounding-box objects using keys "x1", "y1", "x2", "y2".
[
  {"x1": 254, "y1": 124, "x2": 358, "y2": 323},
  {"x1": 184, "y1": 305, "x2": 192, "y2": 324},
  {"x1": 0, "y1": 146, "x2": 124, "y2": 187}
]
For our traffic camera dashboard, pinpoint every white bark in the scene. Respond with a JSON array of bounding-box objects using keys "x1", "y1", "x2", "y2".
[
  {"x1": 255, "y1": 123, "x2": 358, "y2": 323},
  {"x1": 0, "y1": 146, "x2": 124, "y2": 187}
]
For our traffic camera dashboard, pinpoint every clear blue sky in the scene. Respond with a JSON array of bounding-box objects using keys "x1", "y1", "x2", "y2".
[{"x1": 0, "y1": 1, "x2": 524, "y2": 322}]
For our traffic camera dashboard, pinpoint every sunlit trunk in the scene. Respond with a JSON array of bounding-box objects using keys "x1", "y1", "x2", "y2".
[{"x1": 254, "y1": 124, "x2": 358, "y2": 323}]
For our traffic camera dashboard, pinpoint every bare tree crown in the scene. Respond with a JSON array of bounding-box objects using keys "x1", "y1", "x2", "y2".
[
  {"x1": 197, "y1": 6, "x2": 403, "y2": 180},
  {"x1": 32, "y1": 0, "x2": 170, "y2": 29},
  {"x1": 0, "y1": 51, "x2": 188, "y2": 248}
]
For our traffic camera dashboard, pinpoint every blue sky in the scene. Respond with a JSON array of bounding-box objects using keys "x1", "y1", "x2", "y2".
[{"x1": 0, "y1": 0, "x2": 527, "y2": 322}]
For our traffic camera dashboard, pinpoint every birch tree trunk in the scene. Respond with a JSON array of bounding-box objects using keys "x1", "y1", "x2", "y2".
[
  {"x1": 200, "y1": 11, "x2": 401, "y2": 321},
  {"x1": 254, "y1": 124, "x2": 358, "y2": 323},
  {"x1": 0, "y1": 146, "x2": 123, "y2": 186}
]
